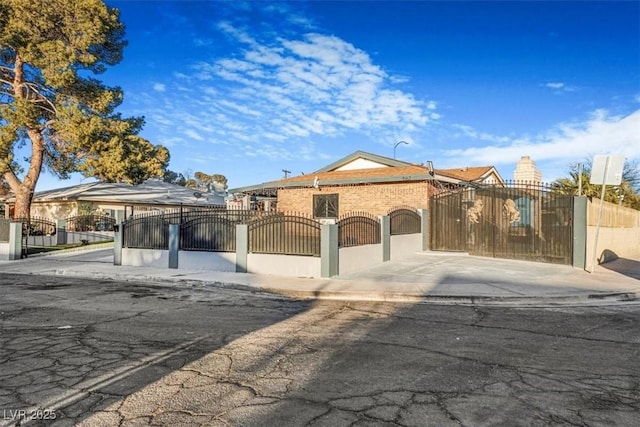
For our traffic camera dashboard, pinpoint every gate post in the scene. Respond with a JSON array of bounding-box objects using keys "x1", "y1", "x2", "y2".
[
  {"x1": 236, "y1": 224, "x2": 248, "y2": 273},
  {"x1": 168, "y1": 224, "x2": 179, "y2": 269},
  {"x1": 572, "y1": 196, "x2": 587, "y2": 269},
  {"x1": 380, "y1": 215, "x2": 390, "y2": 262},
  {"x1": 113, "y1": 224, "x2": 122, "y2": 266},
  {"x1": 419, "y1": 209, "x2": 429, "y2": 251},
  {"x1": 8, "y1": 222, "x2": 22, "y2": 260},
  {"x1": 321, "y1": 224, "x2": 338, "y2": 278},
  {"x1": 56, "y1": 219, "x2": 67, "y2": 246}
]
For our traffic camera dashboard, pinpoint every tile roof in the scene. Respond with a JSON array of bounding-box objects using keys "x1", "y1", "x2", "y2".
[{"x1": 434, "y1": 166, "x2": 496, "y2": 182}]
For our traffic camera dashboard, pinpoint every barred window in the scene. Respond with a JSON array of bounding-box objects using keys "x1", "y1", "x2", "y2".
[{"x1": 313, "y1": 194, "x2": 339, "y2": 219}]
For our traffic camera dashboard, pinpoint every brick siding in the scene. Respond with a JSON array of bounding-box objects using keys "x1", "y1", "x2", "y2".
[{"x1": 277, "y1": 181, "x2": 434, "y2": 217}]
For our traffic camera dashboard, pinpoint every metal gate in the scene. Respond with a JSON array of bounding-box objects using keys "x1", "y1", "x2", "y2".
[{"x1": 430, "y1": 183, "x2": 573, "y2": 265}]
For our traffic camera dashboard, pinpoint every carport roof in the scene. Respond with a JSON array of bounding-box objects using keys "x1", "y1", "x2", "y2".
[{"x1": 27, "y1": 180, "x2": 226, "y2": 206}]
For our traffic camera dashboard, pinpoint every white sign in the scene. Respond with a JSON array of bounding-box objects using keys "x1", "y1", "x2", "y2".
[{"x1": 590, "y1": 155, "x2": 625, "y2": 186}]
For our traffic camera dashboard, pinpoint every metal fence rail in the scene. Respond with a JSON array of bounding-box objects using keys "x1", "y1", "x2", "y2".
[
  {"x1": 430, "y1": 182, "x2": 573, "y2": 265},
  {"x1": 122, "y1": 216, "x2": 169, "y2": 249},
  {"x1": 249, "y1": 213, "x2": 321, "y2": 256},
  {"x1": 180, "y1": 216, "x2": 236, "y2": 252},
  {"x1": 13, "y1": 217, "x2": 56, "y2": 236},
  {"x1": 66, "y1": 215, "x2": 115, "y2": 232},
  {"x1": 338, "y1": 212, "x2": 381, "y2": 247},
  {"x1": 128, "y1": 207, "x2": 270, "y2": 225},
  {"x1": 388, "y1": 207, "x2": 421, "y2": 235}
]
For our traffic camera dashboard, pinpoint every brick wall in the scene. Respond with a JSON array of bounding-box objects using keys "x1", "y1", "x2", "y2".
[{"x1": 277, "y1": 181, "x2": 433, "y2": 217}]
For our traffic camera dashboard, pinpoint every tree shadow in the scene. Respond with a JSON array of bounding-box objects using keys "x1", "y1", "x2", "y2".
[
  {"x1": 228, "y1": 297, "x2": 640, "y2": 425},
  {"x1": 0, "y1": 273, "x2": 311, "y2": 427}
]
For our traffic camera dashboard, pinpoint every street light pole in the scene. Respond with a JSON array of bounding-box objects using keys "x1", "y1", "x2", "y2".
[{"x1": 394, "y1": 140, "x2": 409, "y2": 159}]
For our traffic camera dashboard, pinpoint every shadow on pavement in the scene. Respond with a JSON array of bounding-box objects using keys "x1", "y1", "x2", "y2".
[
  {"x1": 0, "y1": 273, "x2": 311, "y2": 427},
  {"x1": 232, "y1": 298, "x2": 640, "y2": 426},
  {"x1": 600, "y1": 258, "x2": 640, "y2": 280}
]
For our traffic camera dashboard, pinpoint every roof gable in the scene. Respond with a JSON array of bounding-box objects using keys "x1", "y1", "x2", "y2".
[{"x1": 315, "y1": 150, "x2": 413, "y2": 173}]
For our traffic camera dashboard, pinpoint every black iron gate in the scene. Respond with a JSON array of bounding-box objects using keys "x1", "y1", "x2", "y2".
[{"x1": 430, "y1": 183, "x2": 573, "y2": 265}]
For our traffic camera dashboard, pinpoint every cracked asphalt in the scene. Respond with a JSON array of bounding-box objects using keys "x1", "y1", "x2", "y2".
[{"x1": 1, "y1": 273, "x2": 639, "y2": 426}]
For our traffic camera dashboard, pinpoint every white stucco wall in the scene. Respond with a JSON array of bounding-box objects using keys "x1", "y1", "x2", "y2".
[
  {"x1": 0, "y1": 242, "x2": 9, "y2": 260},
  {"x1": 585, "y1": 226, "x2": 640, "y2": 270},
  {"x1": 67, "y1": 231, "x2": 114, "y2": 244},
  {"x1": 177, "y1": 251, "x2": 236, "y2": 272},
  {"x1": 26, "y1": 235, "x2": 57, "y2": 246},
  {"x1": 122, "y1": 248, "x2": 169, "y2": 268},
  {"x1": 390, "y1": 233, "x2": 422, "y2": 260},
  {"x1": 247, "y1": 253, "x2": 321, "y2": 277},
  {"x1": 339, "y1": 244, "x2": 383, "y2": 275}
]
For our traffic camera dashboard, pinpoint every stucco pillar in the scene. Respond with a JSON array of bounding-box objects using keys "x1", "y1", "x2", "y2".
[
  {"x1": 419, "y1": 209, "x2": 429, "y2": 251},
  {"x1": 168, "y1": 224, "x2": 179, "y2": 269},
  {"x1": 321, "y1": 224, "x2": 338, "y2": 278},
  {"x1": 8, "y1": 222, "x2": 22, "y2": 260},
  {"x1": 113, "y1": 224, "x2": 122, "y2": 266},
  {"x1": 56, "y1": 219, "x2": 67, "y2": 246},
  {"x1": 380, "y1": 215, "x2": 390, "y2": 262},
  {"x1": 236, "y1": 224, "x2": 248, "y2": 273},
  {"x1": 572, "y1": 196, "x2": 587, "y2": 270},
  {"x1": 114, "y1": 209, "x2": 125, "y2": 224}
]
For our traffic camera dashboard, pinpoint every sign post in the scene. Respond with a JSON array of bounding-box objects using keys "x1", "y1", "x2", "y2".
[{"x1": 588, "y1": 155, "x2": 625, "y2": 273}]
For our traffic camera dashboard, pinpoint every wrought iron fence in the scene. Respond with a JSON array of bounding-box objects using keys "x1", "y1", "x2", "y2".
[
  {"x1": 122, "y1": 215, "x2": 169, "y2": 249},
  {"x1": 338, "y1": 212, "x2": 381, "y2": 247},
  {"x1": 388, "y1": 207, "x2": 422, "y2": 235},
  {"x1": 122, "y1": 208, "x2": 278, "y2": 250},
  {"x1": 66, "y1": 215, "x2": 115, "y2": 232},
  {"x1": 127, "y1": 207, "x2": 271, "y2": 225},
  {"x1": 13, "y1": 217, "x2": 56, "y2": 236},
  {"x1": 180, "y1": 216, "x2": 236, "y2": 252},
  {"x1": 430, "y1": 182, "x2": 574, "y2": 265},
  {"x1": 0, "y1": 218, "x2": 10, "y2": 242},
  {"x1": 248, "y1": 213, "x2": 321, "y2": 256}
]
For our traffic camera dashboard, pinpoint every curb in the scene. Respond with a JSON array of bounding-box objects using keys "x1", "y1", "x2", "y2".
[
  {"x1": 43, "y1": 269, "x2": 639, "y2": 306},
  {"x1": 257, "y1": 287, "x2": 638, "y2": 305}
]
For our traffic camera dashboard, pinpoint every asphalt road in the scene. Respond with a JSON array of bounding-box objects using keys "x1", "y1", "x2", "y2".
[{"x1": 1, "y1": 273, "x2": 639, "y2": 426}]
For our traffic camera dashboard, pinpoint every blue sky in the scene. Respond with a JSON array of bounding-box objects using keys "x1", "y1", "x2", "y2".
[{"x1": 36, "y1": 0, "x2": 640, "y2": 190}]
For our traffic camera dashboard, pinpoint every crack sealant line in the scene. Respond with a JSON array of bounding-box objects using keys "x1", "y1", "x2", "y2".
[{"x1": 2, "y1": 335, "x2": 211, "y2": 427}]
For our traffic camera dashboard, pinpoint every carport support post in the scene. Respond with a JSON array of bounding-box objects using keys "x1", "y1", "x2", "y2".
[
  {"x1": 321, "y1": 224, "x2": 338, "y2": 278},
  {"x1": 419, "y1": 209, "x2": 429, "y2": 251},
  {"x1": 572, "y1": 196, "x2": 587, "y2": 270},
  {"x1": 236, "y1": 224, "x2": 248, "y2": 273},
  {"x1": 56, "y1": 219, "x2": 67, "y2": 246},
  {"x1": 381, "y1": 215, "x2": 390, "y2": 262},
  {"x1": 8, "y1": 222, "x2": 21, "y2": 260},
  {"x1": 168, "y1": 224, "x2": 179, "y2": 269}
]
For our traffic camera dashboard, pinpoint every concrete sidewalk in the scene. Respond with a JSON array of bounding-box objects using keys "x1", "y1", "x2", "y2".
[{"x1": 1, "y1": 247, "x2": 639, "y2": 305}]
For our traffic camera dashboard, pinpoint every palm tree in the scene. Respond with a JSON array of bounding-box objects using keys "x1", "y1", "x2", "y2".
[{"x1": 552, "y1": 161, "x2": 640, "y2": 210}]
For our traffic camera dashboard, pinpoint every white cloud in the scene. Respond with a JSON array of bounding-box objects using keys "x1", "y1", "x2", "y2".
[
  {"x1": 153, "y1": 83, "x2": 166, "y2": 92},
  {"x1": 173, "y1": 26, "x2": 434, "y2": 155},
  {"x1": 545, "y1": 82, "x2": 565, "y2": 89},
  {"x1": 544, "y1": 81, "x2": 577, "y2": 93},
  {"x1": 444, "y1": 109, "x2": 640, "y2": 167}
]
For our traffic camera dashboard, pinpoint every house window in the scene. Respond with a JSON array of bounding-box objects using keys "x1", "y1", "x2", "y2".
[{"x1": 313, "y1": 194, "x2": 339, "y2": 218}]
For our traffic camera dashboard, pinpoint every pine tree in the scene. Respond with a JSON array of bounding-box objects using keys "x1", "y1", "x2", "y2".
[{"x1": 0, "y1": 0, "x2": 169, "y2": 218}]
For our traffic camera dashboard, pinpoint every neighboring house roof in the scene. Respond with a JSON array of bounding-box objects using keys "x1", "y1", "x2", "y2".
[
  {"x1": 435, "y1": 166, "x2": 505, "y2": 186},
  {"x1": 26, "y1": 179, "x2": 226, "y2": 206},
  {"x1": 229, "y1": 151, "x2": 468, "y2": 195}
]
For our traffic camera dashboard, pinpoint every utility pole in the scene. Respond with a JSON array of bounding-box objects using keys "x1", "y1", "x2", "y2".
[{"x1": 282, "y1": 169, "x2": 291, "y2": 178}]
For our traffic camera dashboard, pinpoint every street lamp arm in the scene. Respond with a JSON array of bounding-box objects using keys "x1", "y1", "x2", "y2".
[{"x1": 394, "y1": 140, "x2": 409, "y2": 159}]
